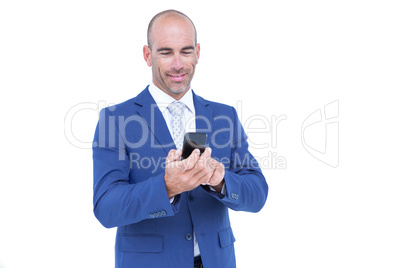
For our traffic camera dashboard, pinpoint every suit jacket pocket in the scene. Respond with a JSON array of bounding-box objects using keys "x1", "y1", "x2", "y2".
[
  {"x1": 218, "y1": 227, "x2": 236, "y2": 248},
  {"x1": 117, "y1": 234, "x2": 163, "y2": 253}
]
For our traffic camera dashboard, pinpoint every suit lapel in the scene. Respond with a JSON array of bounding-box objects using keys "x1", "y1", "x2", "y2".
[
  {"x1": 133, "y1": 88, "x2": 213, "y2": 153},
  {"x1": 134, "y1": 87, "x2": 176, "y2": 154}
]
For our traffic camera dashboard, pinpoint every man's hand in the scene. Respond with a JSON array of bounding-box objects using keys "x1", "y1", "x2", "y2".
[
  {"x1": 207, "y1": 159, "x2": 225, "y2": 193},
  {"x1": 164, "y1": 147, "x2": 224, "y2": 198}
]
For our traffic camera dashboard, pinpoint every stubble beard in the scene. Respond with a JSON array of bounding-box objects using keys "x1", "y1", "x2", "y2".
[{"x1": 154, "y1": 67, "x2": 194, "y2": 97}]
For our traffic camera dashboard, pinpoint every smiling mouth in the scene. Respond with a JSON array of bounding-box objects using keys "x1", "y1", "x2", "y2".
[{"x1": 168, "y1": 74, "x2": 186, "y2": 82}]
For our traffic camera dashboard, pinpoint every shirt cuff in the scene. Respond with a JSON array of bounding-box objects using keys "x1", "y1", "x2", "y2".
[{"x1": 208, "y1": 182, "x2": 226, "y2": 195}]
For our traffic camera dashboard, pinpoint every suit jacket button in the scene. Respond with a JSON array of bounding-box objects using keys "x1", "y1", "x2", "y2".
[
  {"x1": 161, "y1": 210, "x2": 167, "y2": 216},
  {"x1": 188, "y1": 195, "x2": 194, "y2": 201},
  {"x1": 149, "y1": 213, "x2": 155, "y2": 218},
  {"x1": 185, "y1": 233, "x2": 192, "y2": 241}
]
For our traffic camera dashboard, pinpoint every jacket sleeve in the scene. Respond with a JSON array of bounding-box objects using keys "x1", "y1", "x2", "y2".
[
  {"x1": 205, "y1": 107, "x2": 269, "y2": 212},
  {"x1": 92, "y1": 108, "x2": 180, "y2": 228}
]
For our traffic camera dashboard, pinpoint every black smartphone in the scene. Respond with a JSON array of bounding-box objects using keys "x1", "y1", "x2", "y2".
[{"x1": 181, "y1": 132, "x2": 207, "y2": 159}]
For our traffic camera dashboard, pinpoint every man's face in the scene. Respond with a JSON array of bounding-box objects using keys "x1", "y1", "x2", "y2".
[{"x1": 144, "y1": 16, "x2": 200, "y2": 99}]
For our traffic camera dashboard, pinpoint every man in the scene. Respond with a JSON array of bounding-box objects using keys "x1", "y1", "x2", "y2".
[{"x1": 93, "y1": 9, "x2": 268, "y2": 268}]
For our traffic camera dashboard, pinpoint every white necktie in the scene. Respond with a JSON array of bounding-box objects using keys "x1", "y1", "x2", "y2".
[{"x1": 167, "y1": 101, "x2": 186, "y2": 150}]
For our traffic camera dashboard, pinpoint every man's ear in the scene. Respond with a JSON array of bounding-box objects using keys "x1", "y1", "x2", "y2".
[
  {"x1": 195, "y1": 43, "x2": 200, "y2": 64},
  {"x1": 143, "y1": 45, "x2": 152, "y2": 66}
]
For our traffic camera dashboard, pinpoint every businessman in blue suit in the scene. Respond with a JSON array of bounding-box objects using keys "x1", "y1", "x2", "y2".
[{"x1": 93, "y1": 9, "x2": 268, "y2": 268}]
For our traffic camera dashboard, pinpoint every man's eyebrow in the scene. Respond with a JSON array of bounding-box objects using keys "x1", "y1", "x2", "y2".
[
  {"x1": 181, "y1": 46, "x2": 195, "y2": 50},
  {"x1": 156, "y1": 47, "x2": 174, "y2": 52}
]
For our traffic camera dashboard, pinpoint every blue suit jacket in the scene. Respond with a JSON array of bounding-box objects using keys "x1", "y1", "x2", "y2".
[{"x1": 93, "y1": 87, "x2": 268, "y2": 268}]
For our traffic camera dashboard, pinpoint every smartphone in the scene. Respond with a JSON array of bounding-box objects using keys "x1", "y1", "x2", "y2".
[{"x1": 181, "y1": 132, "x2": 207, "y2": 159}]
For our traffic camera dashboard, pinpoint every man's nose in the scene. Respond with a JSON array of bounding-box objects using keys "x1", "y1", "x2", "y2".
[{"x1": 171, "y1": 55, "x2": 183, "y2": 70}]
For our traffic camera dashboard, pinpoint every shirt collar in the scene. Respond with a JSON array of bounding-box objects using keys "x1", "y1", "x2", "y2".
[{"x1": 148, "y1": 82, "x2": 195, "y2": 115}]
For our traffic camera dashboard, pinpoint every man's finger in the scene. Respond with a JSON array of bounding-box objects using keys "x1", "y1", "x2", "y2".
[
  {"x1": 166, "y1": 149, "x2": 176, "y2": 164},
  {"x1": 166, "y1": 149, "x2": 182, "y2": 164},
  {"x1": 208, "y1": 161, "x2": 225, "y2": 186},
  {"x1": 200, "y1": 147, "x2": 212, "y2": 160},
  {"x1": 199, "y1": 147, "x2": 216, "y2": 174}
]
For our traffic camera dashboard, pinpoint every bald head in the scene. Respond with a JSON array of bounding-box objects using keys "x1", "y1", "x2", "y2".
[{"x1": 147, "y1": 9, "x2": 197, "y2": 49}]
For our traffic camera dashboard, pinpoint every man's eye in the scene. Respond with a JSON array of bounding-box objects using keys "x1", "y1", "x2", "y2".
[
  {"x1": 182, "y1": 51, "x2": 192, "y2": 55},
  {"x1": 160, "y1": 52, "x2": 171, "y2": 56}
]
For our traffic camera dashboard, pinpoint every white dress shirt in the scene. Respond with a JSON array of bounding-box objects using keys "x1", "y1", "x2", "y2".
[{"x1": 148, "y1": 82, "x2": 197, "y2": 137}]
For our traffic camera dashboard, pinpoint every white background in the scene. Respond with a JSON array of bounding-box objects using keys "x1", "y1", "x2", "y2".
[{"x1": 1, "y1": 0, "x2": 401, "y2": 267}]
